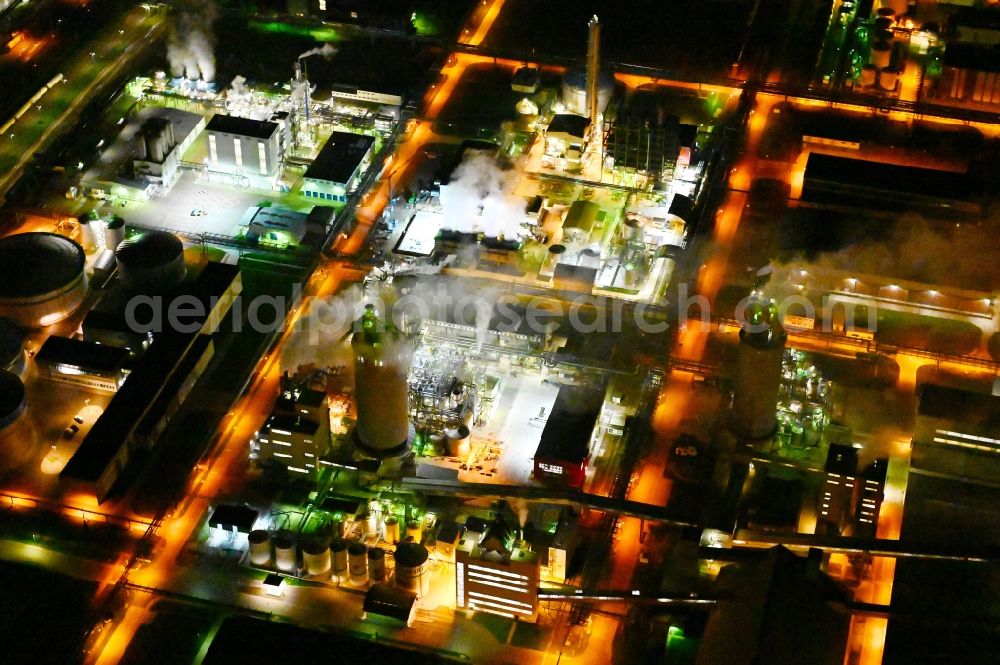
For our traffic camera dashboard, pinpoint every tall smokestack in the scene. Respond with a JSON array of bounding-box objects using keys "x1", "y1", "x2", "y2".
[{"x1": 587, "y1": 15, "x2": 601, "y2": 123}]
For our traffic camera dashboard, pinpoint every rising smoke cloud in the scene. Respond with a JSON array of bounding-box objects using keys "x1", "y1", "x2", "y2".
[
  {"x1": 440, "y1": 153, "x2": 526, "y2": 239},
  {"x1": 298, "y1": 43, "x2": 337, "y2": 61},
  {"x1": 765, "y1": 213, "x2": 1000, "y2": 295},
  {"x1": 167, "y1": 0, "x2": 218, "y2": 82}
]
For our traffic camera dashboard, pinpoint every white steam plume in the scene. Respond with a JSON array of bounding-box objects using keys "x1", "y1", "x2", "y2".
[
  {"x1": 439, "y1": 153, "x2": 526, "y2": 239},
  {"x1": 167, "y1": 0, "x2": 218, "y2": 82},
  {"x1": 298, "y1": 43, "x2": 337, "y2": 61}
]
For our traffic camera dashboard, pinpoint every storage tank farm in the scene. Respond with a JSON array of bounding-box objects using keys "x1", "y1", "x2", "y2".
[
  {"x1": 351, "y1": 303, "x2": 414, "y2": 457},
  {"x1": 730, "y1": 292, "x2": 787, "y2": 442}
]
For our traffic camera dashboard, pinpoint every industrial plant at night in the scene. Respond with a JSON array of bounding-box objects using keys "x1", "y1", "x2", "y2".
[{"x1": 0, "y1": 1, "x2": 999, "y2": 664}]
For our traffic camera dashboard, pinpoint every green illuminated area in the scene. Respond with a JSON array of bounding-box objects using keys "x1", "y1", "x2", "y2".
[
  {"x1": 249, "y1": 20, "x2": 343, "y2": 43},
  {"x1": 769, "y1": 349, "x2": 837, "y2": 464}
]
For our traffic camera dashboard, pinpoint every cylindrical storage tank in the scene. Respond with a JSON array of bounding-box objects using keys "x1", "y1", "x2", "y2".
[
  {"x1": 302, "y1": 538, "x2": 331, "y2": 576},
  {"x1": 560, "y1": 67, "x2": 615, "y2": 117},
  {"x1": 115, "y1": 230, "x2": 187, "y2": 294},
  {"x1": 247, "y1": 529, "x2": 272, "y2": 567},
  {"x1": 364, "y1": 512, "x2": 378, "y2": 538},
  {"x1": 0, "y1": 370, "x2": 27, "y2": 432},
  {"x1": 348, "y1": 542, "x2": 368, "y2": 584},
  {"x1": 394, "y1": 542, "x2": 429, "y2": 597},
  {"x1": 880, "y1": 68, "x2": 900, "y2": 91},
  {"x1": 133, "y1": 132, "x2": 148, "y2": 161},
  {"x1": 384, "y1": 516, "x2": 400, "y2": 544},
  {"x1": 876, "y1": 7, "x2": 895, "y2": 20},
  {"x1": 0, "y1": 233, "x2": 87, "y2": 329},
  {"x1": 331, "y1": 538, "x2": 349, "y2": 581},
  {"x1": 875, "y1": 17, "x2": 892, "y2": 32},
  {"x1": 0, "y1": 318, "x2": 26, "y2": 379},
  {"x1": 77, "y1": 215, "x2": 99, "y2": 253},
  {"x1": 861, "y1": 64, "x2": 878, "y2": 87},
  {"x1": 352, "y1": 304, "x2": 412, "y2": 457},
  {"x1": 368, "y1": 546, "x2": 386, "y2": 581},
  {"x1": 406, "y1": 520, "x2": 423, "y2": 544},
  {"x1": 273, "y1": 530, "x2": 297, "y2": 572},
  {"x1": 104, "y1": 216, "x2": 126, "y2": 252},
  {"x1": 870, "y1": 41, "x2": 891, "y2": 69},
  {"x1": 146, "y1": 132, "x2": 165, "y2": 163},
  {"x1": 623, "y1": 216, "x2": 643, "y2": 241},
  {"x1": 446, "y1": 425, "x2": 471, "y2": 457}
]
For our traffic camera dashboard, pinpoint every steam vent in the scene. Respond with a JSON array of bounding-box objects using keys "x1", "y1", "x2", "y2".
[
  {"x1": 352, "y1": 303, "x2": 412, "y2": 457},
  {"x1": 731, "y1": 292, "x2": 787, "y2": 441}
]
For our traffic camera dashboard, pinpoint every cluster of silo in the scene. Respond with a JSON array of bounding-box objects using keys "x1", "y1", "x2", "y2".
[
  {"x1": 368, "y1": 547, "x2": 386, "y2": 582},
  {"x1": 730, "y1": 293, "x2": 787, "y2": 442},
  {"x1": 348, "y1": 542, "x2": 369, "y2": 584},
  {"x1": 0, "y1": 233, "x2": 87, "y2": 328},
  {"x1": 863, "y1": 7, "x2": 903, "y2": 92},
  {"x1": 384, "y1": 515, "x2": 401, "y2": 544},
  {"x1": 393, "y1": 542, "x2": 429, "y2": 597},
  {"x1": 133, "y1": 117, "x2": 177, "y2": 164},
  {"x1": 115, "y1": 230, "x2": 187, "y2": 294},
  {"x1": 273, "y1": 529, "x2": 297, "y2": 572},
  {"x1": 302, "y1": 538, "x2": 332, "y2": 576},
  {"x1": 331, "y1": 538, "x2": 349, "y2": 581}
]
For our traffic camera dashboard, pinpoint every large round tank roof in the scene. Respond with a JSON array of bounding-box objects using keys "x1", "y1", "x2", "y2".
[
  {"x1": 0, "y1": 370, "x2": 25, "y2": 424},
  {"x1": 0, "y1": 233, "x2": 85, "y2": 299},
  {"x1": 0, "y1": 318, "x2": 25, "y2": 370},
  {"x1": 394, "y1": 542, "x2": 429, "y2": 567},
  {"x1": 115, "y1": 230, "x2": 184, "y2": 266}
]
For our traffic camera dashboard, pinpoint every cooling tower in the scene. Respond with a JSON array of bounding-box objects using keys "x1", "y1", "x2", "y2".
[
  {"x1": 352, "y1": 303, "x2": 412, "y2": 457},
  {"x1": 730, "y1": 293, "x2": 787, "y2": 441}
]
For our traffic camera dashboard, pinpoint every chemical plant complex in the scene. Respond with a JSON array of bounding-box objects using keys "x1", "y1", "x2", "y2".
[{"x1": 0, "y1": 1, "x2": 999, "y2": 664}]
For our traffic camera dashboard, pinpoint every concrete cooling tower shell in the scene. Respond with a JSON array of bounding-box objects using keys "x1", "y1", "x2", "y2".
[
  {"x1": 0, "y1": 233, "x2": 87, "y2": 328},
  {"x1": 115, "y1": 230, "x2": 187, "y2": 294},
  {"x1": 352, "y1": 305, "x2": 411, "y2": 457}
]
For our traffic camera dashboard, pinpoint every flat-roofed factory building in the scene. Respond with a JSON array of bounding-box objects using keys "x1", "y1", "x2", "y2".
[
  {"x1": 301, "y1": 131, "x2": 375, "y2": 202},
  {"x1": 205, "y1": 114, "x2": 282, "y2": 185}
]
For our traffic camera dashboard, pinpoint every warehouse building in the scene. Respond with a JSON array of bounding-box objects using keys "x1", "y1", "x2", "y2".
[{"x1": 61, "y1": 262, "x2": 241, "y2": 501}]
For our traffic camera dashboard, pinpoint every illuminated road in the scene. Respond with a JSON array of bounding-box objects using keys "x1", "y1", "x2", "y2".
[{"x1": 0, "y1": 5, "x2": 163, "y2": 203}]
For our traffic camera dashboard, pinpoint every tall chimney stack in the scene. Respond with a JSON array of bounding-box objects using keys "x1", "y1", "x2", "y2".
[{"x1": 587, "y1": 15, "x2": 601, "y2": 123}]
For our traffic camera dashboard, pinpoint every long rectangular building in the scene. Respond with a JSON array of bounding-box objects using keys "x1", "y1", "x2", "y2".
[{"x1": 61, "y1": 262, "x2": 241, "y2": 501}]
